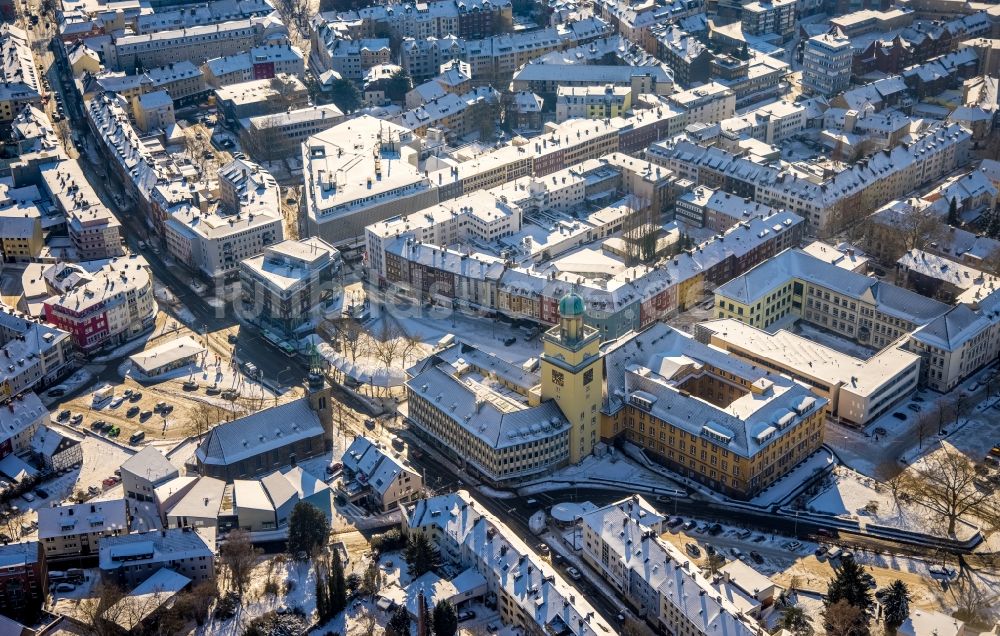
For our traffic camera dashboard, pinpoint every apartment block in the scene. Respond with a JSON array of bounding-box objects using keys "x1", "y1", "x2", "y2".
[
  {"x1": 0, "y1": 309, "x2": 73, "y2": 397},
  {"x1": 38, "y1": 499, "x2": 130, "y2": 559},
  {"x1": 404, "y1": 491, "x2": 614, "y2": 635},
  {"x1": 0, "y1": 25, "x2": 42, "y2": 123},
  {"x1": 741, "y1": 0, "x2": 796, "y2": 38},
  {"x1": 239, "y1": 237, "x2": 340, "y2": 341},
  {"x1": 202, "y1": 43, "x2": 305, "y2": 87},
  {"x1": 39, "y1": 160, "x2": 124, "y2": 261},
  {"x1": 802, "y1": 32, "x2": 853, "y2": 96},
  {"x1": 239, "y1": 105, "x2": 343, "y2": 162},
  {"x1": 99, "y1": 528, "x2": 215, "y2": 588}
]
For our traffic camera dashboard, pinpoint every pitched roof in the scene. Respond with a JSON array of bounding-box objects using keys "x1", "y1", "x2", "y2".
[
  {"x1": 196, "y1": 397, "x2": 323, "y2": 467},
  {"x1": 121, "y1": 446, "x2": 179, "y2": 485}
]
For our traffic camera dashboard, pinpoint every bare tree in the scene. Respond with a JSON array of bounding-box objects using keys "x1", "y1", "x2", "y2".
[
  {"x1": 866, "y1": 204, "x2": 945, "y2": 264},
  {"x1": 189, "y1": 401, "x2": 219, "y2": 439},
  {"x1": 897, "y1": 446, "x2": 999, "y2": 536},
  {"x1": 78, "y1": 582, "x2": 128, "y2": 636},
  {"x1": 357, "y1": 607, "x2": 380, "y2": 636},
  {"x1": 219, "y1": 529, "x2": 261, "y2": 598},
  {"x1": 823, "y1": 599, "x2": 870, "y2": 636},
  {"x1": 950, "y1": 573, "x2": 998, "y2": 627},
  {"x1": 269, "y1": 75, "x2": 304, "y2": 112},
  {"x1": 185, "y1": 131, "x2": 215, "y2": 176},
  {"x1": 371, "y1": 322, "x2": 405, "y2": 394},
  {"x1": 334, "y1": 320, "x2": 367, "y2": 363}
]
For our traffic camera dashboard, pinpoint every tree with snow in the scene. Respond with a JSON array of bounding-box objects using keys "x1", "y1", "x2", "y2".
[
  {"x1": 433, "y1": 599, "x2": 458, "y2": 636},
  {"x1": 880, "y1": 580, "x2": 910, "y2": 633}
]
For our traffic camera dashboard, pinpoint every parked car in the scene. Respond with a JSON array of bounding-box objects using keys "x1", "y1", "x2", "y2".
[
  {"x1": 34, "y1": 488, "x2": 48, "y2": 499},
  {"x1": 708, "y1": 523, "x2": 723, "y2": 536},
  {"x1": 565, "y1": 566, "x2": 582, "y2": 581},
  {"x1": 892, "y1": 412, "x2": 906, "y2": 420},
  {"x1": 88, "y1": 485, "x2": 100, "y2": 495},
  {"x1": 129, "y1": 391, "x2": 142, "y2": 402},
  {"x1": 129, "y1": 431, "x2": 145, "y2": 444},
  {"x1": 685, "y1": 543, "x2": 701, "y2": 558},
  {"x1": 126, "y1": 406, "x2": 140, "y2": 417},
  {"x1": 666, "y1": 517, "x2": 684, "y2": 529},
  {"x1": 503, "y1": 337, "x2": 516, "y2": 346},
  {"x1": 907, "y1": 404, "x2": 920, "y2": 412},
  {"x1": 109, "y1": 396, "x2": 124, "y2": 408},
  {"x1": 46, "y1": 387, "x2": 66, "y2": 397},
  {"x1": 457, "y1": 610, "x2": 476, "y2": 622},
  {"x1": 815, "y1": 546, "x2": 828, "y2": 558},
  {"x1": 749, "y1": 551, "x2": 764, "y2": 564},
  {"x1": 57, "y1": 409, "x2": 70, "y2": 421},
  {"x1": 681, "y1": 520, "x2": 696, "y2": 531},
  {"x1": 22, "y1": 493, "x2": 35, "y2": 502},
  {"x1": 54, "y1": 583, "x2": 76, "y2": 593},
  {"x1": 70, "y1": 413, "x2": 83, "y2": 424}
]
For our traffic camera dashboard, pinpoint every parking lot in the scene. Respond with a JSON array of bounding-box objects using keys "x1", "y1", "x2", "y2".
[{"x1": 658, "y1": 515, "x2": 960, "y2": 617}]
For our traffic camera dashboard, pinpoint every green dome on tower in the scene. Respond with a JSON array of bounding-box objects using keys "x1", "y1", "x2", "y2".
[{"x1": 559, "y1": 292, "x2": 585, "y2": 317}]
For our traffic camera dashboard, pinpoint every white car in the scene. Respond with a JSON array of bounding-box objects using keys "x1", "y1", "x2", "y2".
[
  {"x1": 109, "y1": 396, "x2": 124, "y2": 408},
  {"x1": 566, "y1": 566, "x2": 582, "y2": 580}
]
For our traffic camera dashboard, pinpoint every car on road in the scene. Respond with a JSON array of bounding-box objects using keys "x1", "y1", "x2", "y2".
[
  {"x1": 241, "y1": 361, "x2": 259, "y2": 377},
  {"x1": 565, "y1": 566, "x2": 582, "y2": 580},
  {"x1": 503, "y1": 336, "x2": 516, "y2": 346},
  {"x1": 54, "y1": 583, "x2": 76, "y2": 593},
  {"x1": 685, "y1": 543, "x2": 701, "y2": 558},
  {"x1": 892, "y1": 412, "x2": 906, "y2": 420},
  {"x1": 784, "y1": 540, "x2": 802, "y2": 551},
  {"x1": 47, "y1": 387, "x2": 66, "y2": 397},
  {"x1": 729, "y1": 548, "x2": 743, "y2": 559}
]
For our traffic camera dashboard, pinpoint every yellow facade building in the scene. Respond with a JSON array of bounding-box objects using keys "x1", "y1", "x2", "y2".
[{"x1": 540, "y1": 292, "x2": 604, "y2": 464}]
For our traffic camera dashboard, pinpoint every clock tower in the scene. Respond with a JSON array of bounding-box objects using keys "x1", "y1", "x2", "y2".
[{"x1": 540, "y1": 292, "x2": 603, "y2": 463}]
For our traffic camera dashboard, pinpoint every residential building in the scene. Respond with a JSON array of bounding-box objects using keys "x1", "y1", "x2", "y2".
[
  {"x1": 392, "y1": 86, "x2": 500, "y2": 141},
  {"x1": 214, "y1": 74, "x2": 309, "y2": 123},
  {"x1": 341, "y1": 436, "x2": 423, "y2": 512},
  {"x1": 667, "y1": 82, "x2": 736, "y2": 126},
  {"x1": 719, "y1": 100, "x2": 806, "y2": 145},
  {"x1": 600, "y1": 323, "x2": 827, "y2": 499},
  {"x1": 907, "y1": 300, "x2": 1000, "y2": 392},
  {"x1": 713, "y1": 249, "x2": 951, "y2": 349},
  {"x1": 580, "y1": 496, "x2": 768, "y2": 631},
  {"x1": 238, "y1": 237, "x2": 341, "y2": 341},
  {"x1": 316, "y1": 0, "x2": 512, "y2": 42},
  {"x1": 0, "y1": 308, "x2": 73, "y2": 396},
  {"x1": 697, "y1": 319, "x2": 921, "y2": 426},
  {"x1": 0, "y1": 392, "x2": 48, "y2": 459},
  {"x1": 42, "y1": 259, "x2": 155, "y2": 353},
  {"x1": 165, "y1": 477, "x2": 227, "y2": 529},
  {"x1": 39, "y1": 160, "x2": 124, "y2": 261},
  {"x1": 121, "y1": 446, "x2": 180, "y2": 502},
  {"x1": 202, "y1": 43, "x2": 305, "y2": 87},
  {"x1": 648, "y1": 122, "x2": 972, "y2": 236},
  {"x1": 105, "y1": 568, "x2": 192, "y2": 634},
  {"x1": 133, "y1": 90, "x2": 175, "y2": 133},
  {"x1": 0, "y1": 25, "x2": 42, "y2": 123},
  {"x1": 0, "y1": 204, "x2": 42, "y2": 262},
  {"x1": 88, "y1": 61, "x2": 208, "y2": 105},
  {"x1": 555, "y1": 85, "x2": 633, "y2": 121},
  {"x1": 674, "y1": 186, "x2": 780, "y2": 231},
  {"x1": 897, "y1": 609, "x2": 966, "y2": 636},
  {"x1": 404, "y1": 491, "x2": 615, "y2": 635},
  {"x1": 897, "y1": 249, "x2": 1000, "y2": 304},
  {"x1": 0, "y1": 542, "x2": 45, "y2": 622},
  {"x1": 30, "y1": 424, "x2": 83, "y2": 472},
  {"x1": 195, "y1": 375, "x2": 333, "y2": 481},
  {"x1": 512, "y1": 64, "x2": 672, "y2": 96},
  {"x1": 99, "y1": 527, "x2": 215, "y2": 588},
  {"x1": 37, "y1": 499, "x2": 130, "y2": 559},
  {"x1": 650, "y1": 24, "x2": 713, "y2": 85},
  {"x1": 741, "y1": 0, "x2": 795, "y2": 38},
  {"x1": 239, "y1": 105, "x2": 344, "y2": 162},
  {"x1": 802, "y1": 32, "x2": 853, "y2": 96},
  {"x1": 302, "y1": 116, "x2": 438, "y2": 247},
  {"x1": 103, "y1": 17, "x2": 287, "y2": 71}
]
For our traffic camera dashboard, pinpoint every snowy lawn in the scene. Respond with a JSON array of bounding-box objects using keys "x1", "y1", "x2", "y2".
[
  {"x1": 518, "y1": 446, "x2": 682, "y2": 495},
  {"x1": 806, "y1": 466, "x2": 978, "y2": 541}
]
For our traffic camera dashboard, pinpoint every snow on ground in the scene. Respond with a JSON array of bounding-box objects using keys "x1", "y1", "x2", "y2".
[
  {"x1": 751, "y1": 448, "x2": 835, "y2": 507},
  {"x1": 41, "y1": 369, "x2": 95, "y2": 405},
  {"x1": 806, "y1": 465, "x2": 978, "y2": 541},
  {"x1": 518, "y1": 448, "x2": 681, "y2": 496}
]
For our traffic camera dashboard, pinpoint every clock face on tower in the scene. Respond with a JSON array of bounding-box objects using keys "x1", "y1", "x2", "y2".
[{"x1": 551, "y1": 369, "x2": 564, "y2": 387}]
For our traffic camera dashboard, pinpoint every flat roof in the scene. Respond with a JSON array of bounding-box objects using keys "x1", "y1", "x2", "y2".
[{"x1": 129, "y1": 336, "x2": 205, "y2": 373}]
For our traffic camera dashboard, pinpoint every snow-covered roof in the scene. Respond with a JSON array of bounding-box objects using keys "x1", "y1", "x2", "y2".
[
  {"x1": 910, "y1": 304, "x2": 992, "y2": 352},
  {"x1": 405, "y1": 491, "x2": 615, "y2": 636},
  {"x1": 602, "y1": 323, "x2": 826, "y2": 457},
  {"x1": 100, "y1": 528, "x2": 215, "y2": 571},
  {"x1": 38, "y1": 499, "x2": 128, "y2": 540},
  {"x1": 106, "y1": 568, "x2": 192, "y2": 631},
  {"x1": 0, "y1": 392, "x2": 47, "y2": 444},
  {"x1": 196, "y1": 397, "x2": 323, "y2": 467},
  {"x1": 342, "y1": 436, "x2": 418, "y2": 497},
  {"x1": 121, "y1": 446, "x2": 179, "y2": 486},
  {"x1": 166, "y1": 477, "x2": 227, "y2": 521},
  {"x1": 129, "y1": 336, "x2": 205, "y2": 374}
]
